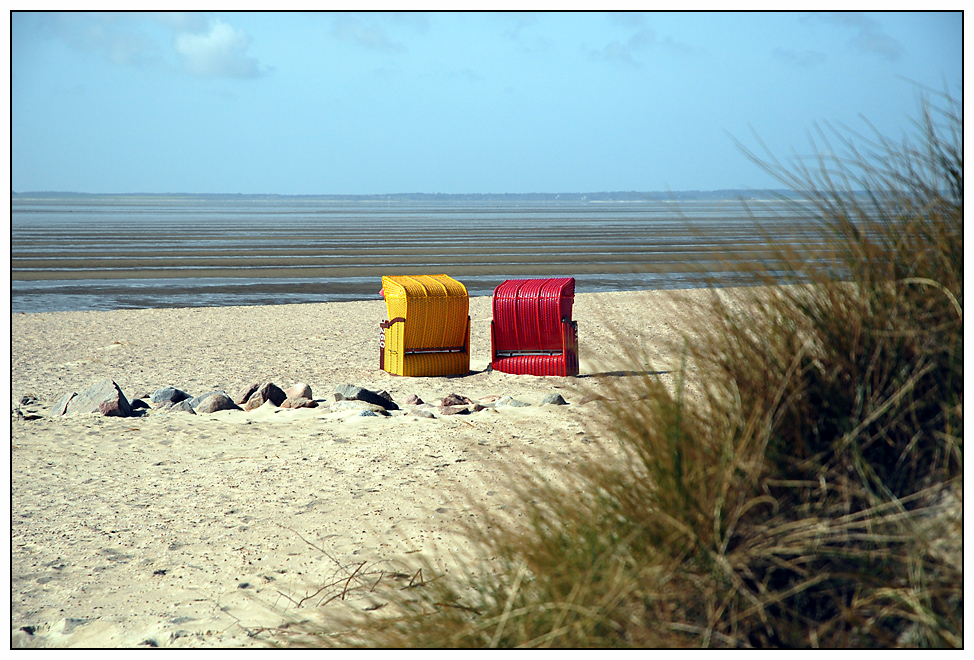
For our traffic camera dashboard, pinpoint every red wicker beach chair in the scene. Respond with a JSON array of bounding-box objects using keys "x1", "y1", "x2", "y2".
[{"x1": 490, "y1": 277, "x2": 579, "y2": 376}]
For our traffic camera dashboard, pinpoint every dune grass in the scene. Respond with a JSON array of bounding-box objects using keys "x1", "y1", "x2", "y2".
[{"x1": 277, "y1": 92, "x2": 962, "y2": 648}]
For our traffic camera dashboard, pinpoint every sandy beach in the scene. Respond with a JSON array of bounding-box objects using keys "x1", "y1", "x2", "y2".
[{"x1": 10, "y1": 287, "x2": 725, "y2": 648}]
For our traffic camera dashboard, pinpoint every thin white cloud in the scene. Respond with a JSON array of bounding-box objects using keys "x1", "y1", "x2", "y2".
[
  {"x1": 849, "y1": 29, "x2": 902, "y2": 61},
  {"x1": 496, "y1": 13, "x2": 552, "y2": 55},
  {"x1": 445, "y1": 68, "x2": 483, "y2": 83},
  {"x1": 42, "y1": 13, "x2": 163, "y2": 68},
  {"x1": 807, "y1": 12, "x2": 903, "y2": 61},
  {"x1": 150, "y1": 11, "x2": 214, "y2": 34},
  {"x1": 31, "y1": 13, "x2": 270, "y2": 80},
  {"x1": 773, "y1": 47, "x2": 827, "y2": 68},
  {"x1": 588, "y1": 26, "x2": 703, "y2": 69},
  {"x1": 589, "y1": 40, "x2": 641, "y2": 68},
  {"x1": 173, "y1": 19, "x2": 269, "y2": 79},
  {"x1": 609, "y1": 12, "x2": 650, "y2": 29},
  {"x1": 386, "y1": 12, "x2": 431, "y2": 35},
  {"x1": 587, "y1": 25, "x2": 652, "y2": 69},
  {"x1": 332, "y1": 15, "x2": 405, "y2": 53}
]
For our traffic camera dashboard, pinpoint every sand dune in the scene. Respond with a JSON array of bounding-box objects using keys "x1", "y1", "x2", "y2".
[{"x1": 10, "y1": 288, "x2": 728, "y2": 648}]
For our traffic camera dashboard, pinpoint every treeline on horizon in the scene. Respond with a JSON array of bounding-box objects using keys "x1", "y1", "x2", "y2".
[{"x1": 11, "y1": 189, "x2": 802, "y2": 202}]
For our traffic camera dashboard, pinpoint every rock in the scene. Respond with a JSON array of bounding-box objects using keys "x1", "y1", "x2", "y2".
[
  {"x1": 441, "y1": 393, "x2": 475, "y2": 407},
  {"x1": 376, "y1": 390, "x2": 395, "y2": 403},
  {"x1": 281, "y1": 396, "x2": 318, "y2": 409},
  {"x1": 190, "y1": 391, "x2": 228, "y2": 408},
  {"x1": 64, "y1": 379, "x2": 131, "y2": 417},
  {"x1": 50, "y1": 391, "x2": 77, "y2": 416},
  {"x1": 330, "y1": 400, "x2": 387, "y2": 414},
  {"x1": 235, "y1": 383, "x2": 260, "y2": 405},
  {"x1": 244, "y1": 383, "x2": 287, "y2": 409},
  {"x1": 98, "y1": 399, "x2": 125, "y2": 416},
  {"x1": 402, "y1": 394, "x2": 424, "y2": 405},
  {"x1": 479, "y1": 395, "x2": 503, "y2": 403},
  {"x1": 495, "y1": 395, "x2": 530, "y2": 408},
  {"x1": 334, "y1": 384, "x2": 399, "y2": 411},
  {"x1": 150, "y1": 386, "x2": 191, "y2": 406},
  {"x1": 439, "y1": 406, "x2": 470, "y2": 415},
  {"x1": 410, "y1": 409, "x2": 436, "y2": 419},
  {"x1": 256, "y1": 383, "x2": 287, "y2": 406},
  {"x1": 20, "y1": 394, "x2": 37, "y2": 405},
  {"x1": 244, "y1": 396, "x2": 267, "y2": 411},
  {"x1": 130, "y1": 399, "x2": 149, "y2": 410},
  {"x1": 358, "y1": 410, "x2": 379, "y2": 417},
  {"x1": 284, "y1": 383, "x2": 313, "y2": 400},
  {"x1": 195, "y1": 393, "x2": 242, "y2": 414},
  {"x1": 541, "y1": 393, "x2": 568, "y2": 406},
  {"x1": 471, "y1": 403, "x2": 486, "y2": 412},
  {"x1": 168, "y1": 400, "x2": 196, "y2": 414}
]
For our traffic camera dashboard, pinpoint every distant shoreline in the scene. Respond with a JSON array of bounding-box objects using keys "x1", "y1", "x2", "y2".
[{"x1": 11, "y1": 189, "x2": 802, "y2": 203}]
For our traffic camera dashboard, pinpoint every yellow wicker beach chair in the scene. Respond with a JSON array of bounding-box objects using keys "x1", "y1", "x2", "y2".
[{"x1": 379, "y1": 274, "x2": 470, "y2": 377}]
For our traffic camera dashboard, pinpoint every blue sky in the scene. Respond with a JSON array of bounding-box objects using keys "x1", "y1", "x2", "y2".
[{"x1": 10, "y1": 11, "x2": 963, "y2": 195}]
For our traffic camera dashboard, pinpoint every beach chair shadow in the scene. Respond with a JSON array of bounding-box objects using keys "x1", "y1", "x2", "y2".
[
  {"x1": 379, "y1": 274, "x2": 471, "y2": 377},
  {"x1": 490, "y1": 277, "x2": 579, "y2": 377}
]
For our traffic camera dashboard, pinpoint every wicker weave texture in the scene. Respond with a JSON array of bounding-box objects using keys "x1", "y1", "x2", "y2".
[
  {"x1": 492, "y1": 277, "x2": 575, "y2": 353},
  {"x1": 491, "y1": 346, "x2": 579, "y2": 377},
  {"x1": 491, "y1": 277, "x2": 578, "y2": 376},
  {"x1": 381, "y1": 274, "x2": 470, "y2": 376}
]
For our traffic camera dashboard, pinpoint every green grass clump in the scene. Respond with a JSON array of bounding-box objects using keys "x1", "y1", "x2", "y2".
[{"x1": 284, "y1": 93, "x2": 962, "y2": 648}]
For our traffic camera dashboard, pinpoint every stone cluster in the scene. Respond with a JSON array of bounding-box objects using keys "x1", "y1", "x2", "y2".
[{"x1": 43, "y1": 378, "x2": 576, "y2": 420}]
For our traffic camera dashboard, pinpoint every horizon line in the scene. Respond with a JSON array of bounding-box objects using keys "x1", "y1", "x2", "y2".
[{"x1": 12, "y1": 188, "x2": 796, "y2": 198}]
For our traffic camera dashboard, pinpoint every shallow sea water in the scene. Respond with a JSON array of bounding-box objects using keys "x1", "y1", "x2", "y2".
[{"x1": 11, "y1": 195, "x2": 819, "y2": 313}]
